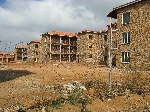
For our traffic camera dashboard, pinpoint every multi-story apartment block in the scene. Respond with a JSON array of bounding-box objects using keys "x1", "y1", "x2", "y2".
[
  {"x1": 0, "y1": 52, "x2": 15, "y2": 63},
  {"x1": 15, "y1": 45, "x2": 28, "y2": 62},
  {"x1": 41, "y1": 31, "x2": 77, "y2": 62},
  {"x1": 77, "y1": 30, "x2": 108, "y2": 65},
  {"x1": 107, "y1": 0, "x2": 150, "y2": 70},
  {"x1": 27, "y1": 40, "x2": 41, "y2": 62}
]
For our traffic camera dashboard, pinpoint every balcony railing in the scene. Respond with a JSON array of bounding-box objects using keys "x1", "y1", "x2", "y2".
[
  {"x1": 70, "y1": 42, "x2": 77, "y2": 46},
  {"x1": 70, "y1": 50, "x2": 77, "y2": 54},
  {"x1": 51, "y1": 50, "x2": 60, "y2": 54},
  {"x1": 51, "y1": 40, "x2": 60, "y2": 44}
]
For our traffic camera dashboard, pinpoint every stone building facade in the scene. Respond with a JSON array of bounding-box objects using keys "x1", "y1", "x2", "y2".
[
  {"x1": 76, "y1": 30, "x2": 108, "y2": 65},
  {"x1": 27, "y1": 40, "x2": 41, "y2": 62},
  {"x1": 15, "y1": 45, "x2": 28, "y2": 62},
  {"x1": 107, "y1": 0, "x2": 150, "y2": 70},
  {"x1": 41, "y1": 31, "x2": 77, "y2": 62}
]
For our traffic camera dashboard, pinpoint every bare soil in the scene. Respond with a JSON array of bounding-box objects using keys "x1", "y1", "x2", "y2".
[{"x1": 0, "y1": 62, "x2": 150, "y2": 112}]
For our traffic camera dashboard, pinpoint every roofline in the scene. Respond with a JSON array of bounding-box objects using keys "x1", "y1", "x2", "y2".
[
  {"x1": 43, "y1": 31, "x2": 76, "y2": 37},
  {"x1": 107, "y1": 0, "x2": 146, "y2": 18}
]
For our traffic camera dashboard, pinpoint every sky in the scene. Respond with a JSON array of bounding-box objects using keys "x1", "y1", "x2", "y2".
[{"x1": 0, "y1": 0, "x2": 132, "y2": 52}]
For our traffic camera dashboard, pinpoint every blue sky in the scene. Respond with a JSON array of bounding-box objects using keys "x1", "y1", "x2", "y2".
[
  {"x1": 0, "y1": 0, "x2": 5, "y2": 5},
  {"x1": 0, "y1": 0, "x2": 132, "y2": 51}
]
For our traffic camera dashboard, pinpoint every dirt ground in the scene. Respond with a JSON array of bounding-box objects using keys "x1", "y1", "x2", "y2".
[{"x1": 0, "y1": 62, "x2": 150, "y2": 112}]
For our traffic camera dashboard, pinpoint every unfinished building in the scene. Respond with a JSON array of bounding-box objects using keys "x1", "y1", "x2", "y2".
[
  {"x1": 27, "y1": 40, "x2": 41, "y2": 62},
  {"x1": 107, "y1": 0, "x2": 150, "y2": 70},
  {"x1": 41, "y1": 31, "x2": 77, "y2": 62},
  {"x1": 15, "y1": 45, "x2": 28, "y2": 62},
  {"x1": 0, "y1": 52, "x2": 15, "y2": 63},
  {"x1": 76, "y1": 30, "x2": 108, "y2": 65}
]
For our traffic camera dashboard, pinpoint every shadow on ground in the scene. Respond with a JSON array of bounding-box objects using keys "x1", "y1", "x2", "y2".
[{"x1": 0, "y1": 69, "x2": 35, "y2": 83}]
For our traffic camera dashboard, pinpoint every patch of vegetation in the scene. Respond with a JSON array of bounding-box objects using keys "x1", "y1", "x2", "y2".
[
  {"x1": 27, "y1": 72, "x2": 150, "y2": 112},
  {"x1": 50, "y1": 97, "x2": 65, "y2": 109}
]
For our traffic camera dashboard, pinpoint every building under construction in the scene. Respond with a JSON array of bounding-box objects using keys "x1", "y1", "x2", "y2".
[
  {"x1": 27, "y1": 40, "x2": 41, "y2": 62},
  {"x1": 40, "y1": 31, "x2": 77, "y2": 62},
  {"x1": 15, "y1": 45, "x2": 28, "y2": 62},
  {"x1": 76, "y1": 30, "x2": 109, "y2": 65}
]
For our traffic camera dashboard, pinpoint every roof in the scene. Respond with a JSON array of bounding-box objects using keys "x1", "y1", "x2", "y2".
[
  {"x1": 98, "y1": 30, "x2": 108, "y2": 33},
  {"x1": 47, "y1": 31, "x2": 76, "y2": 37},
  {"x1": 0, "y1": 52, "x2": 15, "y2": 55},
  {"x1": 77, "y1": 30, "x2": 100, "y2": 34},
  {"x1": 77, "y1": 29, "x2": 108, "y2": 34},
  {"x1": 31, "y1": 40, "x2": 41, "y2": 43},
  {"x1": 29, "y1": 39, "x2": 41, "y2": 44},
  {"x1": 0, "y1": 55, "x2": 15, "y2": 58},
  {"x1": 15, "y1": 45, "x2": 28, "y2": 49},
  {"x1": 107, "y1": 0, "x2": 146, "y2": 18}
]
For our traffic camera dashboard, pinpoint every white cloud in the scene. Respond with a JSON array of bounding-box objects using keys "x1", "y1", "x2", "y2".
[{"x1": 0, "y1": 0, "x2": 131, "y2": 51}]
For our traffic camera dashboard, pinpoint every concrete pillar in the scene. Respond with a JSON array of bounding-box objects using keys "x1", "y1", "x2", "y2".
[
  {"x1": 60, "y1": 36, "x2": 61, "y2": 62},
  {"x1": 22, "y1": 48, "x2": 23, "y2": 61},
  {"x1": 69, "y1": 37, "x2": 70, "y2": 62},
  {"x1": 50, "y1": 35, "x2": 52, "y2": 61}
]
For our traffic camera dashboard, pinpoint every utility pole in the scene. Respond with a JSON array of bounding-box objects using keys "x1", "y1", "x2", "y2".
[{"x1": 109, "y1": 17, "x2": 113, "y2": 92}]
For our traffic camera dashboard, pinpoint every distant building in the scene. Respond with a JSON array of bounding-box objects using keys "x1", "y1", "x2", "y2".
[
  {"x1": 41, "y1": 31, "x2": 77, "y2": 62},
  {"x1": 0, "y1": 52, "x2": 15, "y2": 63},
  {"x1": 27, "y1": 40, "x2": 41, "y2": 62},
  {"x1": 76, "y1": 30, "x2": 108, "y2": 65},
  {"x1": 107, "y1": 0, "x2": 150, "y2": 70},
  {"x1": 15, "y1": 45, "x2": 28, "y2": 62}
]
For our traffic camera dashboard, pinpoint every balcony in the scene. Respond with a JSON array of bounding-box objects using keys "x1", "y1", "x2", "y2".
[
  {"x1": 51, "y1": 40, "x2": 60, "y2": 44},
  {"x1": 17, "y1": 54, "x2": 22, "y2": 57},
  {"x1": 61, "y1": 40, "x2": 69, "y2": 45},
  {"x1": 16, "y1": 49, "x2": 22, "y2": 53},
  {"x1": 51, "y1": 50, "x2": 60, "y2": 54},
  {"x1": 70, "y1": 41, "x2": 77, "y2": 46},
  {"x1": 61, "y1": 50, "x2": 69, "y2": 54},
  {"x1": 70, "y1": 50, "x2": 77, "y2": 54}
]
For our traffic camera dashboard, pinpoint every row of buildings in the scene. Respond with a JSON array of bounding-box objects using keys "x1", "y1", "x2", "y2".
[{"x1": 0, "y1": 0, "x2": 149, "y2": 71}]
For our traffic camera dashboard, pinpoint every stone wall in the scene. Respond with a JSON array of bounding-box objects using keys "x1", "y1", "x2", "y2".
[
  {"x1": 27, "y1": 41, "x2": 42, "y2": 62},
  {"x1": 77, "y1": 30, "x2": 108, "y2": 65},
  {"x1": 116, "y1": 0, "x2": 150, "y2": 71}
]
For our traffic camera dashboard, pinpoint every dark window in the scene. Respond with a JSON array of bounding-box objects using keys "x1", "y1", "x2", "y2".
[
  {"x1": 89, "y1": 35, "x2": 92, "y2": 39},
  {"x1": 103, "y1": 56, "x2": 107, "y2": 62},
  {"x1": 89, "y1": 45, "x2": 92, "y2": 48},
  {"x1": 56, "y1": 46, "x2": 59, "y2": 49},
  {"x1": 104, "y1": 47, "x2": 108, "y2": 52},
  {"x1": 104, "y1": 35, "x2": 107, "y2": 41},
  {"x1": 89, "y1": 54, "x2": 92, "y2": 58},
  {"x1": 48, "y1": 44, "x2": 50, "y2": 48},
  {"x1": 34, "y1": 58, "x2": 38, "y2": 62},
  {"x1": 70, "y1": 46, "x2": 73, "y2": 50},
  {"x1": 34, "y1": 51, "x2": 38, "y2": 55},
  {"x1": 122, "y1": 12, "x2": 130, "y2": 24},
  {"x1": 122, "y1": 52, "x2": 130, "y2": 63},
  {"x1": 122, "y1": 32, "x2": 130, "y2": 44},
  {"x1": 35, "y1": 44, "x2": 38, "y2": 48}
]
